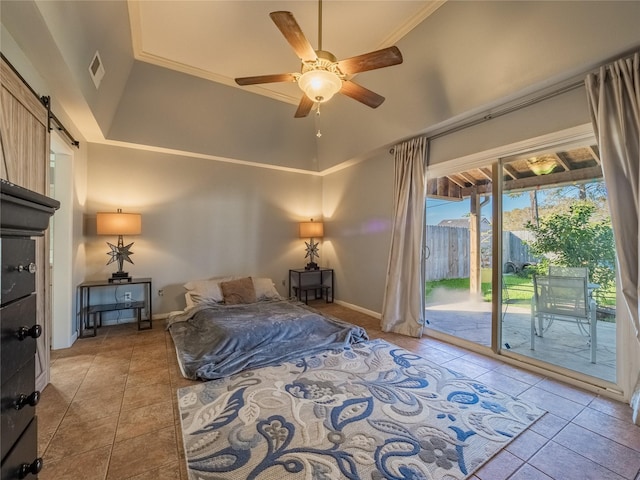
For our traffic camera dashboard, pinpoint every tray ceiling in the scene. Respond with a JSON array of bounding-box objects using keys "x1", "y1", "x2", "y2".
[{"x1": 128, "y1": 1, "x2": 444, "y2": 105}]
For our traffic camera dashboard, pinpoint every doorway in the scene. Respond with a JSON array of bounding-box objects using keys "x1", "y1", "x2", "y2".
[{"x1": 50, "y1": 132, "x2": 75, "y2": 349}]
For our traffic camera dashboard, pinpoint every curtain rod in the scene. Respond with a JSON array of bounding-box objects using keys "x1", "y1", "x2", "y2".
[
  {"x1": 1, "y1": 53, "x2": 80, "y2": 149},
  {"x1": 429, "y1": 79, "x2": 584, "y2": 142}
]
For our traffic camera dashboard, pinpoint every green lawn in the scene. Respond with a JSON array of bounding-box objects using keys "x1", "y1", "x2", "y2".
[
  {"x1": 426, "y1": 275, "x2": 534, "y2": 303},
  {"x1": 425, "y1": 277, "x2": 493, "y2": 301},
  {"x1": 501, "y1": 275, "x2": 534, "y2": 305},
  {"x1": 426, "y1": 274, "x2": 616, "y2": 310}
]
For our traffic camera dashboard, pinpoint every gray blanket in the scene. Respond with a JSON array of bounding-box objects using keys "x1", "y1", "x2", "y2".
[{"x1": 167, "y1": 300, "x2": 368, "y2": 380}]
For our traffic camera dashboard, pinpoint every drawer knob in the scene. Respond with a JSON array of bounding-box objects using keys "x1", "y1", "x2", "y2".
[
  {"x1": 16, "y1": 324, "x2": 42, "y2": 341},
  {"x1": 18, "y1": 458, "x2": 43, "y2": 479},
  {"x1": 14, "y1": 391, "x2": 40, "y2": 410},
  {"x1": 16, "y1": 263, "x2": 37, "y2": 274}
]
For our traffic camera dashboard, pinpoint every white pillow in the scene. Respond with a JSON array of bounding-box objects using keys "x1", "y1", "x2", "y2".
[
  {"x1": 252, "y1": 277, "x2": 281, "y2": 300},
  {"x1": 183, "y1": 276, "x2": 236, "y2": 305},
  {"x1": 183, "y1": 276, "x2": 281, "y2": 307}
]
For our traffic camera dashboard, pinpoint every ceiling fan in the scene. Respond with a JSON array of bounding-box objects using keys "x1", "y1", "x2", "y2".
[{"x1": 234, "y1": 1, "x2": 403, "y2": 118}]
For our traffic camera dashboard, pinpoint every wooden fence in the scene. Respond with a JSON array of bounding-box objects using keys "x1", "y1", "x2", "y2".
[
  {"x1": 425, "y1": 226, "x2": 537, "y2": 281},
  {"x1": 425, "y1": 226, "x2": 470, "y2": 281},
  {"x1": 503, "y1": 230, "x2": 537, "y2": 272}
]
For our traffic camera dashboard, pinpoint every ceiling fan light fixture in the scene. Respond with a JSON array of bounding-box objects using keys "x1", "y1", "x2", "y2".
[
  {"x1": 234, "y1": 9, "x2": 402, "y2": 117},
  {"x1": 527, "y1": 156, "x2": 557, "y2": 176},
  {"x1": 298, "y1": 69, "x2": 342, "y2": 103}
]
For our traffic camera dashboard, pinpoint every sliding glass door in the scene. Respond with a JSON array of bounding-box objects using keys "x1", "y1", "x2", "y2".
[
  {"x1": 425, "y1": 142, "x2": 617, "y2": 384},
  {"x1": 425, "y1": 164, "x2": 493, "y2": 347},
  {"x1": 500, "y1": 146, "x2": 616, "y2": 383}
]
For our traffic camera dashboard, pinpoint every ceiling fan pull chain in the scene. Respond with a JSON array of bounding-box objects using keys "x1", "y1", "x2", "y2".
[{"x1": 315, "y1": 104, "x2": 322, "y2": 138}]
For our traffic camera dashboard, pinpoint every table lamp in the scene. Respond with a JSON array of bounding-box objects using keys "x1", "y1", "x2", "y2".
[
  {"x1": 96, "y1": 209, "x2": 141, "y2": 283},
  {"x1": 299, "y1": 219, "x2": 324, "y2": 270}
]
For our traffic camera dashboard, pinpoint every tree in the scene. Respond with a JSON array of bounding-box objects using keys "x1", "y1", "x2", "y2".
[
  {"x1": 525, "y1": 202, "x2": 615, "y2": 294},
  {"x1": 542, "y1": 183, "x2": 609, "y2": 221}
]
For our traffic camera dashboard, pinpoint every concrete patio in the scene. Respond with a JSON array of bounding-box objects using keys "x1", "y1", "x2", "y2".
[{"x1": 425, "y1": 289, "x2": 616, "y2": 383}]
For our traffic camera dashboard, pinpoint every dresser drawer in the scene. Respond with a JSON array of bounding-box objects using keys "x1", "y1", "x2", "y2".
[
  {"x1": 1, "y1": 238, "x2": 36, "y2": 305},
  {"x1": 1, "y1": 358, "x2": 37, "y2": 461},
  {"x1": 1, "y1": 417, "x2": 41, "y2": 480},
  {"x1": 0, "y1": 295, "x2": 38, "y2": 381}
]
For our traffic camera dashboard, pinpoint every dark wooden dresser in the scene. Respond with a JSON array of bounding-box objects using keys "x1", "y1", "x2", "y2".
[{"x1": 1, "y1": 180, "x2": 58, "y2": 480}]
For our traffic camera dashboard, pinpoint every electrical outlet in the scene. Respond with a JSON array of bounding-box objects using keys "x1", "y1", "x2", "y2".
[
  {"x1": 124, "y1": 292, "x2": 132, "y2": 301},
  {"x1": 158, "y1": 289, "x2": 164, "y2": 297}
]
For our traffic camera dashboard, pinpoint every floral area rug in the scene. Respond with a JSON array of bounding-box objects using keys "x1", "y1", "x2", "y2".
[{"x1": 178, "y1": 339, "x2": 545, "y2": 479}]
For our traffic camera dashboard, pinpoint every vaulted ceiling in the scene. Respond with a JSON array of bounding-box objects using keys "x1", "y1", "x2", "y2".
[{"x1": 2, "y1": 1, "x2": 639, "y2": 172}]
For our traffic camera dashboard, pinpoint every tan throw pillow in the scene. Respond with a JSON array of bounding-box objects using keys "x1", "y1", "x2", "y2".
[{"x1": 220, "y1": 277, "x2": 257, "y2": 305}]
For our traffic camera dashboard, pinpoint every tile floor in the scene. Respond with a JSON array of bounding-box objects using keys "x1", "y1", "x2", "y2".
[{"x1": 37, "y1": 302, "x2": 640, "y2": 479}]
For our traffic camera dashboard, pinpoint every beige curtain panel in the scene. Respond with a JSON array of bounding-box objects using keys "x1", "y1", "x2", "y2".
[
  {"x1": 586, "y1": 52, "x2": 640, "y2": 424},
  {"x1": 381, "y1": 137, "x2": 428, "y2": 337}
]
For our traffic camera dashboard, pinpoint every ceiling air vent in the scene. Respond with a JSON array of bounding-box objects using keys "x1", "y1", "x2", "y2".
[{"x1": 89, "y1": 51, "x2": 105, "y2": 89}]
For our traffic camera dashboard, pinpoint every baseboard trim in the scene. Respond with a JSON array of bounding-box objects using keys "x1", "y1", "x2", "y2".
[
  {"x1": 334, "y1": 299, "x2": 381, "y2": 319},
  {"x1": 100, "y1": 317, "x2": 137, "y2": 326}
]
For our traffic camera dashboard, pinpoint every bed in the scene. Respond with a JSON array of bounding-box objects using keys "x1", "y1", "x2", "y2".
[{"x1": 167, "y1": 276, "x2": 368, "y2": 380}]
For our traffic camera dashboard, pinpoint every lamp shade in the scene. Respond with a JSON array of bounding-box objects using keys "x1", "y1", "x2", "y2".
[
  {"x1": 298, "y1": 70, "x2": 342, "y2": 103},
  {"x1": 96, "y1": 212, "x2": 141, "y2": 236},
  {"x1": 299, "y1": 221, "x2": 324, "y2": 239}
]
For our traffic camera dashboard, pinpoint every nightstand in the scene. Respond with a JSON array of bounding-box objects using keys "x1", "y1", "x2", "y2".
[
  {"x1": 289, "y1": 268, "x2": 334, "y2": 304},
  {"x1": 76, "y1": 278, "x2": 152, "y2": 337}
]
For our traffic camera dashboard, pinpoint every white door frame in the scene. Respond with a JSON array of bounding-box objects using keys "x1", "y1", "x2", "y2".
[{"x1": 50, "y1": 131, "x2": 76, "y2": 349}]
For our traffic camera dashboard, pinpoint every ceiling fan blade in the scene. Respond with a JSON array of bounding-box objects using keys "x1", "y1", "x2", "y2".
[
  {"x1": 270, "y1": 11, "x2": 317, "y2": 63},
  {"x1": 235, "y1": 73, "x2": 296, "y2": 86},
  {"x1": 294, "y1": 95, "x2": 314, "y2": 118},
  {"x1": 340, "y1": 81, "x2": 385, "y2": 109},
  {"x1": 337, "y1": 46, "x2": 403, "y2": 75}
]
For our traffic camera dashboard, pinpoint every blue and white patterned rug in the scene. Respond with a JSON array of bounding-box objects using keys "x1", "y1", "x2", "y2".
[{"x1": 178, "y1": 339, "x2": 545, "y2": 479}]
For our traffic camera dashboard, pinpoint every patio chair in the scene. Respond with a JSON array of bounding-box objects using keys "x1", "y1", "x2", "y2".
[
  {"x1": 531, "y1": 274, "x2": 597, "y2": 363},
  {"x1": 549, "y1": 265, "x2": 600, "y2": 299},
  {"x1": 548, "y1": 266, "x2": 588, "y2": 278}
]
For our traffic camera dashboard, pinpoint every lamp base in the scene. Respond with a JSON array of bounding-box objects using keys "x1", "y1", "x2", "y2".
[
  {"x1": 109, "y1": 271, "x2": 132, "y2": 283},
  {"x1": 304, "y1": 262, "x2": 319, "y2": 271}
]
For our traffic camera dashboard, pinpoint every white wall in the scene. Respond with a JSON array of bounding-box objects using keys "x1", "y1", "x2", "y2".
[
  {"x1": 85, "y1": 143, "x2": 323, "y2": 314},
  {"x1": 322, "y1": 151, "x2": 394, "y2": 313}
]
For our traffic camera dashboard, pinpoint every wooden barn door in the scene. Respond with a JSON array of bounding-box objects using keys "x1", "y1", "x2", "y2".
[{"x1": 1, "y1": 57, "x2": 52, "y2": 391}]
